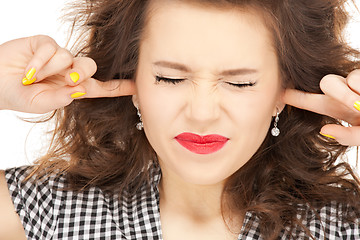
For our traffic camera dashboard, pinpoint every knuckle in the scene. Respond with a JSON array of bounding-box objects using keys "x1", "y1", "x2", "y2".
[
  {"x1": 104, "y1": 81, "x2": 120, "y2": 96},
  {"x1": 319, "y1": 75, "x2": 333, "y2": 91},
  {"x1": 349, "y1": 128, "x2": 359, "y2": 144},
  {"x1": 30, "y1": 35, "x2": 58, "y2": 48},
  {"x1": 30, "y1": 34, "x2": 47, "y2": 41},
  {"x1": 297, "y1": 92, "x2": 312, "y2": 109},
  {"x1": 37, "y1": 34, "x2": 56, "y2": 43},
  {"x1": 88, "y1": 58, "x2": 98, "y2": 74},
  {"x1": 56, "y1": 49, "x2": 73, "y2": 66},
  {"x1": 77, "y1": 57, "x2": 98, "y2": 76},
  {"x1": 42, "y1": 42, "x2": 57, "y2": 54},
  {"x1": 33, "y1": 42, "x2": 57, "y2": 65},
  {"x1": 347, "y1": 70, "x2": 360, "y2": 87},
  {"x1": 319, "y1": 74, "x2": 342, "y2": 93},
  {"x1": 349, "y1": 69, "x2": 360, "y2": 77}
]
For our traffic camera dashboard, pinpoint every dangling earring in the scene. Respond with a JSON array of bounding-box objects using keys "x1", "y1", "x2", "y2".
[
  {"x1": 271, "y1": 110, "x2": 280, "y2": 137},
  {"x1": 136, "y1": 106, "x2": 144, "y2": 131}
]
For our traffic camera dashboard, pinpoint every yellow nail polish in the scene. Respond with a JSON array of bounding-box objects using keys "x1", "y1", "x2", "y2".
[
  {"x1": 71, "y1": 92, "x2": 86, "y2": 99},
  {"x1": 25, "y1": 68, "x2": 36, "y2": 80},
  {"x1": 354, "y1": 101, "x2": 360, "y2": 112},
  {"x1": 70, "y1": 72, "x2": 80, "y2": 83},
  {"x1": 22, "y1": 77, "x2": 37, "y2": 86},
  {"x1": 320, "y1": 132, "x2": 336, "y2": 140}
]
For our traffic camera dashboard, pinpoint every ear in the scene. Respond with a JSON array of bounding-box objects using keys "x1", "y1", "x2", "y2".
[
  {"x1": 272, "y1": 89, "x2": 286, "y2": 116},
  {"x1": 132, "y1": 94, "x2": 139, "y2": 108},
  {"x1": 272, "y1": 104, "x2": 285, "y2": 117}
]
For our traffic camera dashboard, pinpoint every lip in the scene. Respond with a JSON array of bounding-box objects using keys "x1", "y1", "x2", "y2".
[{"x1": 175, "y1": 132, "x2": 229, "y2": 155}]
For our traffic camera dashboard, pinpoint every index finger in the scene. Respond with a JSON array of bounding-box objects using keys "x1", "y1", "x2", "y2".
[
  {"x1": 282, "y1": 89, "x2": 336, "y2": 116},
  {"x1": 77, "y1": 78, "x2": 136, "y2": 98}
]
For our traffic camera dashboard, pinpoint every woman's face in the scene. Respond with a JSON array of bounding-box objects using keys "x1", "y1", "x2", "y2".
[{"x1": 134, "y1": 0, "x2": 283, "y2": 185}]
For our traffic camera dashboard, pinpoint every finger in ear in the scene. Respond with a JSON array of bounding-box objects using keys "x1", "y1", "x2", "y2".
[{"x1": 132, "y1": 94, "x2": 139, "y2": 108}]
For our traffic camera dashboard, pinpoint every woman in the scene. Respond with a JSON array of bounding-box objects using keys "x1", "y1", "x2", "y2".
[{"x1": 0, "y1": 0, "x2": 360, "y2": 239}]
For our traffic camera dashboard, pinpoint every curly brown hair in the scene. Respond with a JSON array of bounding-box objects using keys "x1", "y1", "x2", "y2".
[{"x1": 29, "y1": 0, "x2": 360, "y2": 239}]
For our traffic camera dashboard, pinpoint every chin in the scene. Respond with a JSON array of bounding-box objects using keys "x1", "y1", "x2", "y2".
[{"x1": 176, "y1": 165, "x2": 234, "y2": 186}]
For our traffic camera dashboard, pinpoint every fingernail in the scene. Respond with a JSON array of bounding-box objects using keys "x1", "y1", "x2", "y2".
[
  {"x1": 71, "y1": 92, "x2": 86, "y2": 99},
  {"x1": 25, "y1": 68, "x2": 36, "y2": 80},
  {"x1": 320, "y1": 132, "x2": 336, "y2": 140},
  {"x1": 70, "y1": 72, "x2": 80, "y2": 83},
  {"x1": 354, "y1": 101, "x2": 360, "y2": 112},
  {"x1": 22, "y1": 77, "x2": 37, "y2": 86}
]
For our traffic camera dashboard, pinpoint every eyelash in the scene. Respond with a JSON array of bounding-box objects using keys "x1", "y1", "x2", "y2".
[
  {"x1": 155, "y1": 76, "x2": 256, "y2": 88},
  {"x1": 155, "y1": 76, "x2": 184, "y2": 85}
]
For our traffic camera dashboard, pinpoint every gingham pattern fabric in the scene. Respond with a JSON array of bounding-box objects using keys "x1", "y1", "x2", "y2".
[{"x1": 5, "y1": 165, "x2": 360, "y2": 239}]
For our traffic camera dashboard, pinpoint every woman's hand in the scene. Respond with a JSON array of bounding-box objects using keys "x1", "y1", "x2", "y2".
[
  {"x1": 283, "y1": 69, "x2": 360, "y2": 146},
  {"x1": 0, "y1": 35, "x2": 136, "y2": 114}
]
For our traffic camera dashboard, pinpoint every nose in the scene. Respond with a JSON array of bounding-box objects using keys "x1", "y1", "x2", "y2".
[{"x1": 186, "y1": 83, "x2": 220, "y2": 124}]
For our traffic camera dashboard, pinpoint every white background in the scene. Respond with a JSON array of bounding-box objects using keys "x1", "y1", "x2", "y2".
[{"x1": 0, "y1": 1, "x2": 359, "y2": 173}]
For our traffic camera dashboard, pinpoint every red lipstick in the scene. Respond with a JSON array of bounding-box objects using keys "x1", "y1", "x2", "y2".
[{"x1": 175, "y1": 132, "x2": 229, "y2": 154}]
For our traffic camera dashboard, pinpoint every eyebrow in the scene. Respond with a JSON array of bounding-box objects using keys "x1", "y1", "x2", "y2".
[{"x1": 153, "y1": 61, "x2": 259, "y2": 76}]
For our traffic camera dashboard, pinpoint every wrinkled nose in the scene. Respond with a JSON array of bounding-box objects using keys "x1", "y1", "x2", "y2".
[{"x1": 185, "y1": 84, "x2": 220, "y2": 124}]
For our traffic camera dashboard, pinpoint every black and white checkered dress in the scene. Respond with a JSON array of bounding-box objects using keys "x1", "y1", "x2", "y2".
[{"x1": 5, "y1": 165, "x2": 360, "y2": 239}]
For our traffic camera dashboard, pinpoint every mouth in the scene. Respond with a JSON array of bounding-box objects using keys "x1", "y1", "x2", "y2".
[{"x1": 174, "y1": 132, "x2": 229, "y2": 155}]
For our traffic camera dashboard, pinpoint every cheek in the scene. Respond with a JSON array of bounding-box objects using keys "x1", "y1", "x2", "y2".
[
  {"x1": 140, "y1": 87, "x2": 181, "y2": 120},
  {"x1": 222, "y1": 91, "x2": 276, "y2": 170},
  {"x1": 225, "y1": 88, "x2": 276, "y2": 121},
  {"x1": 136, "y1": 81, "x2": 184, "y2": 146},
  {"x1": 224, "y1": 87, "x2": 279, "y2": 148}
]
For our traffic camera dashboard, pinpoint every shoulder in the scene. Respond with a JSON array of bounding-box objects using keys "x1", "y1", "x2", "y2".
[
  {"x1": 5, "y1": 165, "x2": 67, "y2": 203},
  {"x1": 245, "y1": 202, "x2": 360, "y2": 239},
  {"x1": 0, "y1": 170, "x2": 26, "y2": 239},
  {"x1": 295, "y1": 202, "x2": 360, "y2": 239},
  {"x1": 3, "y1": 166, "x2": 67, "y2": 237},
  {"x1": 3, "y1": 165, "x2": 132, "y2": 238},
  {"x1": 3, "y1": 165, "x2": 116, "y2": 212}
]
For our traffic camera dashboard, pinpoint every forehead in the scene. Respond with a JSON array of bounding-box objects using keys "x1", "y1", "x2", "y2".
[{"x1": 141, "y1": 0, "x2": 276, "y2": 70}]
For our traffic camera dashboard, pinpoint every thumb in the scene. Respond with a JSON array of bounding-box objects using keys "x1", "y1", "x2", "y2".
[
  {"x1": 78, "y1": 78, "x2": 136, "y2": 98},
  {"x1": 320, "y1": 124, "x2": 355, "y2": 146}
]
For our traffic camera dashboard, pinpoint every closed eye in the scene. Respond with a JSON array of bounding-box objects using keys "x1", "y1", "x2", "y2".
[
  {"x1": 155, "y1": 76, "x2": 185, "y2": 85},
  {"x1": 155, "y1": 76, "x2": 256, "y2": 88},
  {"x1": 226, "y1": 81, "x2": 256, "y2": 88}
]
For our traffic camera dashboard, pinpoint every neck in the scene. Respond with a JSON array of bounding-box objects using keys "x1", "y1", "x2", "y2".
[
  {"x1": 158, "y1": 166, "x2": 244, "y2": 232},
  {"x1": 159, "y1": 167, "x2": 225, "y2": 221}
]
